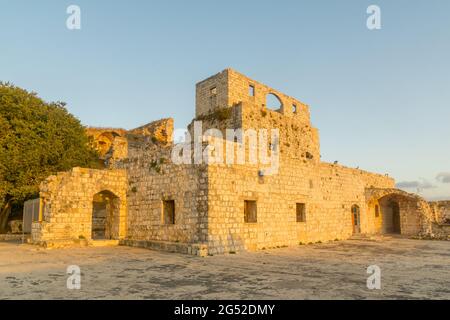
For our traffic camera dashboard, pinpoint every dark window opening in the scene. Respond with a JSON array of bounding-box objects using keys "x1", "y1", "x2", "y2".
[
  {"x1": 292, "y1": 104, "x2": 297, "y2": 113},
  {"x1": 210, "y1": 87, "x2": 218, "y2": 108},
  {"x1": 249, "y1": 84, "x2": 255, "y2": 97},
  {"x1": 163, "y1": 200, "x2": 175, "y2": 225},
  {"x1": 244, "y1": 200, "x2": 257, "y2": 223},
  {"x1": 392, "y1": 202, "x2": 401, "y2": 234},
  {"x1": 296, "y1": 203, "x2": 306, "y2": 222}
]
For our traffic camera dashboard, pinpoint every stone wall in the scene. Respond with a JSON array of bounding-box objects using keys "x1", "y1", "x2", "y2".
[
  {"x1": 86, "y1": 127, "x2": 128, "y2": 163},
  {"x1": 196, "y1": 70, "x2": 229, "y2": 117},
  {"x1": 205, "y1": 158, "x2": 395, "y2": 255},
  {"x1": 120, "y1": 136, "x2": 209, "y2": 250},
  {"x1": 428, "y1": 201, "x2": 450, "y2": 240},
  {"x1": 196, "y1": 69, "x2": 310, "y2": 123},
  {"x1": 86, "y1": 118, "x2": 173, "y2": 167},
  {"x1": 31, "y1": 168, "x2": 127, "y2": 243},
  {"x1": 429, "y1": 201, "x2": 450, "y2": 224},
  {"x1": 128, "y1": 118, "x2": 174, "y2": 145}
]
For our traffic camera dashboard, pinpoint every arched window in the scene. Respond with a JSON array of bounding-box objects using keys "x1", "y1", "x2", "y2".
[
  {"x1": 351, "y1": 205, "x2": 360, "y2": 213},
  {"x1": 266, "y1": 93, "x2": 283, "y2": 111}
]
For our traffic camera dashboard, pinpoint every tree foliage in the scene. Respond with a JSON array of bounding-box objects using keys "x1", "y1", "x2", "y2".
[{"x1": 0, "y1": 82, "x2": 100, "y2": 231}]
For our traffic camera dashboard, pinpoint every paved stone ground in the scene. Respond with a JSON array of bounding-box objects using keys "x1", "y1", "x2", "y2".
[{"x1": 0, "y1": 236, "x2": 449, "y2": 300}]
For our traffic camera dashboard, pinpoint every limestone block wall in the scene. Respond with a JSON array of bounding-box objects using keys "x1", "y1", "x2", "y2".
[
  {"x1": 429, "y1": 201, "x2": 450, "y2": 224},
  {"x1": 196, "y1": 70, "x2": 229, "y2": 117},
  {"x1": 86, "y1": 127, "x2": 128, "y2": 161},
  {"x1": 426, "y1": 201, "x2": 450, "y2": 239},
  {"x1": 31, "y1": 168, "x2": 127, "y2": 243},
  {"x1": 399, "y1": 200, "x2": 424, "y2": 235},
  {"x1": 128, "y1": 118, "x2": 174, "y2": 145},
  {"x1": 240, "y1": 101, "x2": 320, "y2": 163},
  {"x1": 124, "y1": 143, "x2": 209, "y2": 245},
  {"x1": 196, "y1": 69, "x2": 310, "y2": 124},
  {"x1": 227, "y1": 69, "x2": 310, "y2": 123},
  {"x1": 192, "y1": 102, "x2": 320, "y2": 167},
  {"x1": 205, "y1": 157, "x2": 394, "y2": 255},
  {"x1": 85, "y1": 118, "x2": 173, "y2": 167}
]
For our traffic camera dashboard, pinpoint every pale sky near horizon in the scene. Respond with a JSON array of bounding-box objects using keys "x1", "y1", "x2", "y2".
[{"x1": 1, "y1": 0, "x2": 449, "y2": 200}]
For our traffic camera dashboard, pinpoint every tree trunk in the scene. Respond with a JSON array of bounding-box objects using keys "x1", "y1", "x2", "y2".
[{"x1": 0, "y1": 200, "x2": 12, "y2": 234}]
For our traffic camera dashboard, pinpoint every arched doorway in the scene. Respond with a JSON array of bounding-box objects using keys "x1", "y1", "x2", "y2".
[
  {"x1": 91, "y1": 190, "x2": 120, "y2": 240},
  {"x1": 366, "y1": 188, "x2": 426, "y2": 236},
  {"x1": 351, "y1": 205, "x2": 361, "y2": 234},
  {"x1": 378, "y1": 198, "x2": 402, "y2": 234}
]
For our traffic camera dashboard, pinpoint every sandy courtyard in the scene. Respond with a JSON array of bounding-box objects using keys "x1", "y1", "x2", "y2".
[{"x1": 0, "y1": 236, "x2": 449, "y2": 300}]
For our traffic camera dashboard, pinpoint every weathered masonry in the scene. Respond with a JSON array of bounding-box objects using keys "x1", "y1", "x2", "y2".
[{"x1": 30, "y1": 69, "x2": 449, "y2": 254}]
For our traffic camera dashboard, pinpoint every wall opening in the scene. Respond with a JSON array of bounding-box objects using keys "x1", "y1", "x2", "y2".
[
  {"x1": 91, "y1": 190, "x2": 120, "y2": 240},
  {"x1": 266, "y1": 93, "x2": 283, "y2": 111},
  {"x1": 163, "y1": 200, "x2": 175, "y2": 225},
  {"x1": 249, "y1": 84, "x2": 255, "y2": 97},
  {"x1": 244, "y1": 200, "x2": 257, "y2": 223},
  {"x1": 392, "y1": 202, "x2": 401, "y2": 234},
  {"x1": 379, "y1": 197, "x2": 402, "y2": 234},
  {"x1": 292, "y1": 104, "x2": 297, "y2": 113},
  {"x1": 296, "y1": 203, "x2": 306, "y2": 222},
  {"x1": 210, "y1": 87, "x2": 217, "y2": 109},
  {"x1": 351, "y1": 205, "x2": 361, "y2": 234}
]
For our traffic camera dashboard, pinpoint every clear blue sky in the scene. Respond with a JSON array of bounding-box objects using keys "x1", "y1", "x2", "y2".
[{"x1": 1, "y1": 0, "x2": 449, "y2": 200}]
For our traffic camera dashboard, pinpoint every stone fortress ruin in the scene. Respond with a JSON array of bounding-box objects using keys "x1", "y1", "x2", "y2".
[{"x1": 29, "y1": 69, "x2": 450, "y2": 255}]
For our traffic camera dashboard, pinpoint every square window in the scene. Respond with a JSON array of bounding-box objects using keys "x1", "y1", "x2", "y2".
[
  {"x1": 163, "y1": 200, "x2": 175, "y2": 225},
  {"x1": 210, "y1": 87, "x2": 217, "y2": 96},
  {"x1": 244, "y1": 200, "x2": 257, "y2": 223},
  {"x1": 296, "y1": 203, "x2": 306, "y2": 222},
  {"x1": 249, "y1": 84, "x2": 255, "y2": 97}
]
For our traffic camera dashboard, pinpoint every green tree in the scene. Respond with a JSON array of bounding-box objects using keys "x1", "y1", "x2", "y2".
[{"x1": 0, "y1": 82, "x2": 100, "y2": 232}]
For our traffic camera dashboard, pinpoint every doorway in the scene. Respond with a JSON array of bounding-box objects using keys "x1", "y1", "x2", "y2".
[
  {"x1": 379, "y1": 197, "x2": 402, "y2": 234},
  {"x1": 392, "y1": 202, "x2": 401, "y2": 234},
  {"x1": 351, "y1": 205, "x2": 361, "y2": 234},
  {"x1": 91, "y1": 190, "x2": 120, "y2": 240}
]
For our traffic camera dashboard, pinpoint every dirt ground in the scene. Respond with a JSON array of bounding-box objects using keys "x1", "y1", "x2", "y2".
[{"x1": 0, "y1": 236, "x2": 449, "y2": 300}]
